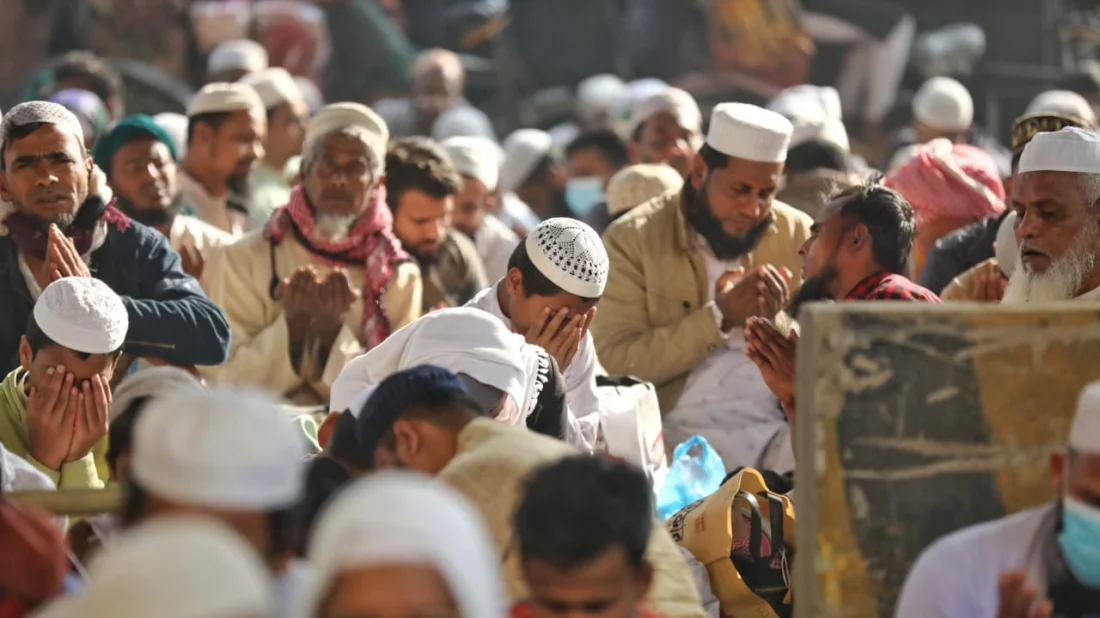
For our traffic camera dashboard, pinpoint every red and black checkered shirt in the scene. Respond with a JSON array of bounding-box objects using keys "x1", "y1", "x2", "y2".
[{"x1": 844, "y1": 271, "x2": 942, "y2": 303}]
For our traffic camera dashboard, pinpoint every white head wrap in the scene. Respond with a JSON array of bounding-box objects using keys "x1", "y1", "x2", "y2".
[
  {"x1": 441, "y1": 136, "x2": 502, "y2": 191},
  {"x1": 613, "y1": 79, "x2": 670, "y2": 139},
  {"x1": 1018, "y1": 127, "x2": 1100, "y2": 175},
  {"x1": 36, "y1": 517, "x2": 274, "y2": 618},
  {"x1": 606, "y1": 164, "x2": 685, "y2": 217},
  {"x1": 768, "y1": 85, "x2": 850, "y2": 151},
  {"x1": 526, "y1": 217, "x2": 609, "y2": 298},
  {"x1": 706, "y1": 103, "x2": 793, "y2": 164},
  {"x1": 305, "y1": 102, "x2": 389, "y2": 168},
  {"x1": 240, "y1": 67, "x2": 302, "y2": 109},
  {"x1": 498, "y1": 129, "x2": 554, "y2": 195},
  {"x1": 132, "y1": 388, "x2": 307, "y2": 510},
  {"x1": 431, "y1": 106, "x2": 497, "y2": 142},
  {"x1": 913, "y1": 77, "x2": 974, "y2": 132},
  {"x1": 577, "y1": 74, "x2": 627, "y2": 127},
  {"x1": 34, "y1": 278, "x2": 127, "y2": 355},
  {"x1": 295, "y1": 77, "x2": 325, "y2": 115},
  {"x1": 153, "y1": 113, "x2": 189, "y2": 159},
  {"x1": 108, "y1": 366, "x2": 203, "y2": 422},
  {"x1": 0, "y1": 101, "x2": 85, "y2": 151},
  {"x1": 1026, "y1": 90, "x2": 1098, "y2": 127},
  {"x1": 207, "y1": 39, "x2": 269, "y2": 76},
  {"x1": 305, "y1": 472, "x2": 505, "y2": 618},
  {"x1": 186, "y1": 82, "x2": 265, "y2": 117},
  {"x1": 629, "y1": 87, "x2": 703, "y2": 138},
  {"x1": 995, "y1": 211, "x2": 1018, "y2": 279},
  {"x1": 1071, "y1": 381, "x2": 1100, "y2": 454}
]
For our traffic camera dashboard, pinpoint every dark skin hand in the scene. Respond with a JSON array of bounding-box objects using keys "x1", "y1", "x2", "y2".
[
  {"x1": 717, "y1": 266, "x2": 791, "y2": 331},
  {"x1": 25, "y1": 366, "x2": 78, "y2": 470},
  {"x1": 997, "y1": 572, "x2": 1052, "y2": 618},
  {"x1": 29, "y1": 225, "x2": 93, "y2": 290},
  {"x1": 311, "y1": 269, "x2": 358, "y2": 351},
  {"x1": 67, "y1": 374, "x2": 111, "y2": 463},
  {"x1": 525, "y1": 307, "x2": 595, "y2": 372},
  {"x1": 745, "y1": 317, "x2": 797, "y2": 411},
  {"x1": 179, "y1": 244, "x2": 205, "y2": 281},
  {"x1": 282, "y1": 265, "x2": 321, "y2": 347},
  {"x1": 975, "y1": 269, "x2": 1007, "y2": 303}
]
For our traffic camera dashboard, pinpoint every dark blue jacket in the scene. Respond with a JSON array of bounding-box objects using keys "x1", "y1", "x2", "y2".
[{"x1": 0, "y1": 221, "x2": 231, "y2": 373}]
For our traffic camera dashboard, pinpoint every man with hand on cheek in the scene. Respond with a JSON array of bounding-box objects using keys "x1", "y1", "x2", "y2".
[{"x1": 0, "y1": 277, "x2": 126, "y2": 490}]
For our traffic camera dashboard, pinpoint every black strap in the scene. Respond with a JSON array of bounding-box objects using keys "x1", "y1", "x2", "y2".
[{"x1": 267, "y1": 241, "x2": 280, "y2": 301}]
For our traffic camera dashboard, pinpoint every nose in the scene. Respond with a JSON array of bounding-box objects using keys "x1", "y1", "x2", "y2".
[
  {"x1": 1015, "y1": 209, "x2": 1038, "y2": 242},
  {"x1": 797, "y1": 238, "x2": 810, "y2": 257}
]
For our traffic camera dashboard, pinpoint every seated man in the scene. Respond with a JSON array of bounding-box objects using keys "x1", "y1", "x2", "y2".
[
  {"x1": 466, "y1": 218, "x2": 606, "y2": 448},
  {"x1": 513, "y1": 455, "x2": 662, "y2": 618},
  {"x1": 386, "y1": 137, "x2": 487, "y2": 311},
  {"x1": 0, "y1": 101, "x2": 231, "y2": 375},
  {"x1": 356, "y1": 365, "x2": 707, "y2": 618},
  {"x1": 564, "y1": 130, "x2": 630, "y2": 233},
  {"x1": 373, "y1": 48, "x2": 493, "y2": 140},
  {"x1": 499, "y1": 129, "x2": 571, "y2": 222},
  {"x1": 241, "y1": 68, "x2": 308, "y2": 229},
  {"x1": 93, "y1": 115, "x2": 233, "y2": 282},
  {"x1": 203, "y1": 103, "x2": 422, "y2": 406},
  {"x1": 627, "y1": 88, "x2": 702, "y2": 178},
  {"x1": 592, "y1": 103, "x2": 810, "y2": 473},
  {"x1": 0, "y1": 278, "x2": 125, "y2": 490}
]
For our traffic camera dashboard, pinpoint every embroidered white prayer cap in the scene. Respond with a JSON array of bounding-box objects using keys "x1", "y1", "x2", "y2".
[
  {"x1": 769, "y1": 85, "x2": 850, "y2": 152},
  {"x1": 606, "y1": 163, "x2": 685, "y2": 217},
  {"x1": 153, "y1": 112, "x2": 188, "y2": 159},
  {"x1": 240, "y1": 67, "x2": 302, "y2": 109},
  {"x1": 526, "y1": 217, "x2": 609, "y2": 298},
  {"x1": 132, "y1": 387, "x2": 307, "y2": 510},
  {"x1": 0, "y1": 101, "x2": 85, "y2": 150},
  {"x1": 1018, "y1": 127, "x2": 1100, "y2": 175},
  {"x1": 186, "y1": 82, "x2": 265, "y2": 117},
  {"x1": 706, "y1": 103, "x2": 793, "y2": 164},
  {"x1": 577, "y1": 74, "x2": 627, "y2": 125},
  {"x1": 305, "y1": 102, "x2": 389, "y2": 166},
  {"x1": 432, "y1": 105, "x2": 497, "y2": 142},
  {"x1": 629, "y1": 87, "x2": 703, "y2": 137},
  {"x1": 35, "y1": 517, "x2": 274, "y2": 618},
  {"x1": 108, "y1": 366, "x2": 203, "y2": 422},
  {"x1": 1070, "y1": 381, "x2": 1100, "y2": 454},
  {"x1": 442, "y1": 136, "x2": 502, "y2": 191},
  {"x1": 207, "y1": 39, "x2": 268, "y2": 76},
  {"x1": 913, "y1": 76, "x2": 974, "y2": 132},
  {"x1": 499, "y1": 129, "x2": 554, "y2": 195},
  {"x1": 34, "y1": 278, "x2": 127, "y2": 355},
  {"x1": 1026, "y1": 90, "x2": 1098, "y2": 127}
]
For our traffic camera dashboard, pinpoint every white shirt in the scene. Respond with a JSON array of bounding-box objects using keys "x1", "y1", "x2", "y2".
[
  {"x1": 179, "y1": 172, "x2": 245, "y2": 237},
  {"x1": 664, "y1": 242, "x2": 793, "y2": 473},
  {"x1": 465, "y1": 282, "x2": 602, "y2": 448},
  {"x1": 895, "y1": 504, "x2": 1055, "y2": 618},
  {"x1": 474, "y1": 215, "x2": 520, "y2": 283},
  {"x1": 277, "y1": 559, "x2": 312, "y2": 618}
]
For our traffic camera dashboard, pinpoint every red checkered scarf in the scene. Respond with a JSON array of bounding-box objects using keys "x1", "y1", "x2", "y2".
[
  {"x1": 885, "y1": 139, "x2": 1006, "y2": 224},
  {"x1": 264, "y1": 185, "x2": 408, "y2": 349}
]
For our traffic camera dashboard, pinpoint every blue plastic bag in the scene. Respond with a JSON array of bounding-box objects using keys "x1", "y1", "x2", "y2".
[{"x1": 655, "y1": 435, "x2": 726, "y2": 521}]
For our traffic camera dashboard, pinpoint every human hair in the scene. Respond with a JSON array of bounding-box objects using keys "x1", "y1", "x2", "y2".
[
  {"x1": 375, "y1": 388, "x2": 480, "y2": 452},
  {"x1": 185, "y1": 111, "x2": 233, "y2": 147},
  {"x1": 0, "y1": 122, "x2": 88, "y2": 171},
  {"x1": 515, "y1": 455, "x2": 652, "y2": 571},
  {"x1": 833, "y1": 182, "x2": 915, "y2": 274},
  {"x1": 785, "y1": 140, "x2": 850, "y2": 174},
  {"x1": 523, "y1": 154, "x2": 559, "y2": 189},
  {"x1": 566, "y1": 130, "x2": 630, "y2": 170},
  {"x1": 699, "y1": 143, "x2": 730, "y2": 172},
  {"x1": 1079, "y1": 172, "x2": 1100, "y2": 211},
  {"x1": 106, "y1": 396, "x2": 149, "y2": 472},
  {"x1": 506, "y1": 240, "x2": 600, "y2": 302},
  {"x1": 52, "y1": 51, "x2": 124, "y2": 112},
  {"x1": 384, "y1": 136, "x2": 463, "y2": 213},
  {"x1": 325, "y1": 412, "x2": 373, "y2": 470},
  {"x1": 24, "y1": 312, "x2": 122, "y2": 361},
  {"x1": 301, "y1": 126, "x2": 384, "y2": 182}
]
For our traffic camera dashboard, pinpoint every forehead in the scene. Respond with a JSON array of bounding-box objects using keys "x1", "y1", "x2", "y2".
[
  {"x1": 4, "y1": 123, "x2": 83, "y2": 157},
  {"x1": 218, "y1": 109, "x2": 265, "y2": 133},
  {"x1": 641, "y1": 113, "x2": 691, "y2": 137},
  {"x1": 711, "y1": 155, "x2": 783, "y2": 186},
  {"x1": 117, "y1": 135, "x2": 171, "y2": 158},
  {"x1": 319, "y1": 132, "x2": 369, "y2": 159},
  {"x1": 397, "y1": 189, "x2": 451, "y2": 215},
  {"x1": 1012, "y1": 170, "x2": 1087, "y2": 205}
]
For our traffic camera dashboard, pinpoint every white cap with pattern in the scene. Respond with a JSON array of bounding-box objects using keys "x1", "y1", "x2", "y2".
[
  {"x1": 913, "y1": 77, "x2": 974, "y2": 132},
  {"x1": 207, "y1": 39, "x2": 269, "y2": 76},
  {"x1": 706, "y1": 103, "x2": 793, "y2": 163},
  {"x1": 1026, "y1": 90, "x2": 1099, "y2": 127},
  {"x1": 442, "y1": 136, "x2": 502, "y2": 192},
  {"x1": 1, "y1": 101, "x2": 85, "y2": 150},
  {"x1": 305, "y1": 102, "x2": 389, "y2": 167},
  {"x1": 240, "y1": 67, "x2": 302, "y2": 109},
  {"x1": 1018, "y1": 127, "x2": 1100, "y2": 175},
  {"x1": 186, "y1": 82, "x2": 265, "y2": 117},
  {"x1": 499, "y1": 129, "x2": 553, "y2": 195},
  {"x1": 525, "y1": 217, "x2": 609, "y2": 298},
  {"x1": 34, "y1": 278, "x2": 128, "y2": 355}
]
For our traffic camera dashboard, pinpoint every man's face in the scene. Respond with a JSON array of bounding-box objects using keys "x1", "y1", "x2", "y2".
[
  {"x1": 320, "y1": 565, "x2": 457, "y2": 618},
  {"x1": 412, "y1": 66, "x2": 462, "y2": 126},
  {"x1": 521, "y1": 548, "x2": 652, "y2": 618},
  {"x1": 305, "y1": 133, "x2": 377, "y2": 219},
  {"x1": 452, "y1": 175, "x2": 491, "y2": 238},
  {"x1": 567, "y1": 147, "x2": 617, "y2": 187},
  {"x1": 266, "y1": 99, "x2": 307, "y2": 163},
  {"x1": 0, "y1": 124, "x2": 93, "y2": 229},
  {"x1": 1054, "y1": 451, "x2": 1100, "y2": 509},
  {"x1": 632, "y1": 113, "x2": 698, "y2": 176},
  {"x1": 198, "y1": 109, "x2": 266, "y2": 192},
  {"x1": 684, "y1": 155, "x2": 780, "y2": 261},
  {"x1": 505, "y1": 268, "x2": 598, "y2": 335},
  {"x1": 798, "y1": 199, "x2": 846, "y2": 289},
  {"x1": 392, "y1": 189, "x2": 452, "y2": 263},
  {"x1": 19, "y1": 339, "x2": 119, "y2": 389},
  {"x1": 109, "y1": 136, "x2": 178, "y2": 213}
]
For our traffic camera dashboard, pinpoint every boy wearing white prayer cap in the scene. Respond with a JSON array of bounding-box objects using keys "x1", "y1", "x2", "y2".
[
  {"x1": 628, "y1": 87, "x2": 703, "y2": 177},
  {"x1": 240, "y1": 68, "x2": 308, "y2": 228},
  {"x1": 1003, "y1": 127, "x2": 1100, "y2": 304},
  {"x1": 593, "y1": 102, "x2": 811, "y2": 474},
  {"x1": 441, "y1": 136, "x2": 519, "y2": 282},
  {"x1": 0, "y1": 278, "x2": 126, "y2": 491},
  {"x1": 207, "y1": 39, "x2": 269, "y2": 83},
  {"x1": 123, "y1": 387, "x2": 307, "y2": 618},
  {"x1": 180, "y1": 82, "x2": 267, "y2": 236},
  {"x1": 897, "y1": 380, "x2": 1100, "y2": 618},
  {"x1": 466, "y1": 218, "x2": 608, "y2": 449}
]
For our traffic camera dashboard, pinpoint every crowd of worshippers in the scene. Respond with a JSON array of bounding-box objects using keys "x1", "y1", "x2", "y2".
[{"x1": 5, "y1": 37, "x2": 1100, "y2": 618}]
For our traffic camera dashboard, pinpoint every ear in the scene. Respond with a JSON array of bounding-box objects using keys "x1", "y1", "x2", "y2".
[
  {"x1": 1051, "y1": 450, "x2": 1067, "y2": 493},
  {"x1": 636, "y1": 561, "x2": 655, "y2": 599},
  {"x1": 392, "y1": 420, "x2": 421, "y2": 460},
  {"x1": 849, "y1": 223, "x2": 871, "y2": 253},
  {"x1": 549, "y1": 164, "x2": 567, "y2": 189},
  {"x1": 690, "y1": 154, "x2": 706, "y2": 191},
  {"x1": 505, "y1": 267, "x2": 524, "y2": 298},
  {"x1": 0, "y1": 170, "x2": 11, "y2": 202},
  {"x1": 18, "y1": 336, "x2": 32, "y2": 372}
]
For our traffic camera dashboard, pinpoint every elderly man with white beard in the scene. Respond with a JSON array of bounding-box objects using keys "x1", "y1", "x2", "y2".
[{"x1": 1003, "y1": 128, "x2": 1100, "y2": 304}]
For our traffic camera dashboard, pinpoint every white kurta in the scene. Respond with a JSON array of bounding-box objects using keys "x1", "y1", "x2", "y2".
[
  {"x1": 474, "y1": 215, "x2": 520, "y2": 283},
  {"x1": 466, "y1": 282, "x2": 601, "y2": 449},
  {"x1": 662, "y1": 243, "x2": 793, "y2": 473},
  {"x1": 179, "y1": 172, "x2": 246, "y2": 237},
  {"x1": 895, "y1": 504, "x2": 1055, "y2": 618},
  {"x1": 168, "y1": 214, "x2": 234, "y2": 262}
]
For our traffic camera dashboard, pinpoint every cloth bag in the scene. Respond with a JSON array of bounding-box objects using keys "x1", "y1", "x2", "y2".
[
  {"x1": 666, "y1": 467, "x2": 796, "y2": 618},
  {"x1": 593, "y1": 376, "x2": 667, "y2": 483}
]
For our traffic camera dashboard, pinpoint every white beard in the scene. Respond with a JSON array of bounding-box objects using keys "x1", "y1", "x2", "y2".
[
  {"x1": 1003, "y1": 223, "x2": 1099, "y2": 304},
  {"x1": 311, "y1": 212, "x2": 359, "y2": 243}
]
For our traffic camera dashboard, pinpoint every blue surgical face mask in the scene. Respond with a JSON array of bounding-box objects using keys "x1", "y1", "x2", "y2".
[
  {"x1": 565, "y1": 177, "x2": 604, "y2": 218},
  {"x1": 1059, "y1": 495, "x2": 1100, "y2": 588}
]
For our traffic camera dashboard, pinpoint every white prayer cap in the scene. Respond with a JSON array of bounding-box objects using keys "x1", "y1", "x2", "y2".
[
  {"x1": 888, "y1": 143, "x2": 923, "y2": 172},
  {"x1": 305, "y1": 471, "x2": 505, "y2": 618},
  {"x1": 108, "y1": 367, "x2": 203, "y2": 422},
  {"x1": 431, "y1": 105, "x2": 497, "y2": 142},
  {"x1": 526, "y1": 217, "x2": 609, "y2": 298},
  {"x1": 768, "y1": 85, "x2": 850, "y2": 152},
  {"x1": 153, "y1": 112, "x2": 188, "y2": 159},
  {"x1": 132, "y1": 387, "x2": 306, "y2": 510},
  {"x1": 994, "y1": 211, "x2": 1018, "y2": 279},
  {"x1": 441, "y1": 136, "x2": 502, "y2": 191},
  {"x1": 1071, "y1": 381, "x2": 1100, "y2": 453},
  {"x1": 606, "y1": 163, "x2": 685, "y2": 217},
  {"x1": 295, "y1": 77, "x2": 324, "y2": 115},
  {"x1": 37, "y1": 517, "x2": 274, "y2": 618},
  {"x1": 577, "y1": 74, "x2": 627, "y2": 124},
  {"x1": 913, "y1": 77, "x2": 974, "y2": 132},
  {"x1": 613, "y1": 79, "x2": 670, "y2": 139},
  {"x1": 1018, "y1": 127, "x2": 1100, "y2": 175},
  {"x1": 34, "y1": 278, "x2": 127, "y2": 355},
  {"x1": 629, "y1": 87, "x2": 703, "y2": 137},
  {"x1": 239, "y1": 67, "x2": 302, "y2": 109},
  {"x1": 207, "y1": 39, "x2": 268, "y2": 76},
  {"x1": 548, "y1": 122, "x2": 581, "y2": 150},
  {"x1": 0, "y1": 101, "x2": 85, "y2": 150},
  {"x1": 1026, "y1": 90, "x2": 1098, "y2": 127},
  {"x1": 498, "y1": 129, "x2": 554, "y2": 195},
  {"x1": 305, "y1": 102, "x2": 389, "y2": 165},
  {"x1": 186, "y1": 82, "x2": 265, "y2": 117},
  {"x1": 706, "y1": 102, "x2": 793, "y2": 163}
]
